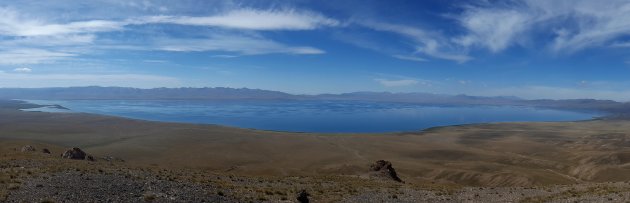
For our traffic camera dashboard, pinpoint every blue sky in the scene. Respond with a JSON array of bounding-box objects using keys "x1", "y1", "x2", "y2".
[{"x1": 2, "y1": 0, "x2": 630, "y2": 100}]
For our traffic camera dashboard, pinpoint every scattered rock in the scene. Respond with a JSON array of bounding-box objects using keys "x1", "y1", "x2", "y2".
[
  {"x1": 6, "y1": 170, "x2": 233, "y2": 203},
  {"x1": 101, "y1": 156, "x2": 125, "y2": 162},
  {"x1": 370, "y1": 160, "x2": 402, "y2": 182},
  {"x1": 296, "y1": 190, "x2": 310, "y2": 203},
  {"x1": 42, "y1": 148, "x2": 51, "y2": 154},
  {"x1": 61, "y1": 147, "x2": 87, "y2": 160},
  {"x1": 21, "y1": 145, "x2": 36, "y2": 152},
  {"x1": 86, "y1": 155, "x2": 96, "y2": 162}
]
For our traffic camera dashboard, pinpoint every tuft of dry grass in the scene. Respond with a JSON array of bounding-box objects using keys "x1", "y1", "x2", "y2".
[{"x1": 143, "y1": 192, "x2": 156, "y2": 202}]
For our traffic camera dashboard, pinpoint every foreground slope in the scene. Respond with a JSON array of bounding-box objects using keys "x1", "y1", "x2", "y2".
[
  {"x1": 1, "y1": 100, "x2": 630, "y2": 188},
  {"x1": 5, "y1": 137, "x2": 630, "y2": 202}
]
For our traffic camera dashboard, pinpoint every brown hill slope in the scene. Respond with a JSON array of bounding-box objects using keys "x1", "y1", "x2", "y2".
[
  {"x1": 6, "y1": 140, "x2": 630, "y2": 202},
  {"x1": 2, "y1": 102, "x2": 630, "y2": 187}
]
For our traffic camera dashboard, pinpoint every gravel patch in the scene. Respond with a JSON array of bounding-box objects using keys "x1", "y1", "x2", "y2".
[{"x1": 6, "y1": 170, "x2": 235, "y2": 203}]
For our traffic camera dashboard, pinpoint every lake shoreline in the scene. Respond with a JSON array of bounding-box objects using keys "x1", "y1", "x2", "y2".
[{"x1": 16, "y1": 99, "x2": 604, "y2": 134}]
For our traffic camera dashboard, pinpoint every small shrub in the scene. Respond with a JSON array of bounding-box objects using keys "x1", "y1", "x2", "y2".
[
  {"x1": 143, "y1": 193, "x2": 156, "y2": 202},
  {"x1": 40, "y1": 199, "x2": 56, "y2": 203}
]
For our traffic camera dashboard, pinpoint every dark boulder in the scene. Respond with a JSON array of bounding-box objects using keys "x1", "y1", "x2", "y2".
[
  {"x1": 296, "y1": 190, "x2": 310, "y2": 203},
  {"x1": 42, "y1": 148, "x2": 51, "y2": 154},
  {"x1": 61, "y1": 147, "x2": 87, "y2": 160},
  {"x1": 370, "y1": 160, "x2": 402, "y2": 182}
]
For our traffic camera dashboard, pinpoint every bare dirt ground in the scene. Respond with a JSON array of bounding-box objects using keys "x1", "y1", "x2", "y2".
[
  {"x1": 4, "y1": 142, "x2": 630, "y2": 202},
  {"x1": 3, "y1": 100, "x2": 630, "y2": 202}
]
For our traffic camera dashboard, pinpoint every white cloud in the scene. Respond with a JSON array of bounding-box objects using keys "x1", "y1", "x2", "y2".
[
  {"x1": 0, "y1": 7, "x2": 339, "y2": 37},
  {"x1": 455, "y1": 0, "x2": 630, "y2": 53},
  {"x1": 0, "y1": 8, "x2": 124, "y2": 37},
  {"x1": 0, "y1": 7, "x2": 333, "y2": 61},
  {"x1": 153, "y1": 34, "x2": 325, "y2": 55},
  {"x1": 375, "y1": 79, "x2": 419, "y2": 87},
  {"x1": 211, "y1": 55, "x2": 239, "y2": 58},
  {"x1": 347, "y1": 0, "x2": 630, "y2": 60},
  {"x1": 392, "y1": 55, "x2": 427, "y2": 62},
  {"x1": 141, "y1": 8, "x2": 339, "y2": 30},
  {"x1": 361, "y1": 21, "x2": 472, "y2": 63},
  {"x1": 13, "y1": 67, "x2": 32, "y2": 73},
  {"x1": 611, "y1": 41, "x2": 630, "y2": 48},
  {"x1": 0, "y1": 35, "x2": 96, "y2": 47},
  {"x1": 455, "y1": 7, "x2": 531, "y2": 53},
  {"x1": 91, "y1": 34, "x2": 325, "y2": 55},
  {"x1": 142, "y1": 60, "x2": 167, "y2": 63},
  {"x1": 0, "y1": 49, "x2": 76, "y2": 65}
]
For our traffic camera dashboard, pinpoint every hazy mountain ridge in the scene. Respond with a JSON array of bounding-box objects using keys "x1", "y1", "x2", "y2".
[
  {"x1": 1, "y1": 86, "x2": 629, "y2": 116},
  {"x1": 0, "y1": 86, "x2": 295, "y2": 100}
]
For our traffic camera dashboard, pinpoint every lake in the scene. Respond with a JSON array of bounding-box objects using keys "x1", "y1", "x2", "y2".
[{"x1": 23, "y1": 100, "x2": 600, "y2": 133}]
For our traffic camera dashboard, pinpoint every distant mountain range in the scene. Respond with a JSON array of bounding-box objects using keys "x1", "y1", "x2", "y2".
[{"x1": 1, "y1": 86, "x2": 629, "y2": 116}]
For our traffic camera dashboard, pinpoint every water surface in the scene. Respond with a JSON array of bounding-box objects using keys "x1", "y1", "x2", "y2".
[{"x1": 23, "y1": 100, "x2": 599, "y2": 133}]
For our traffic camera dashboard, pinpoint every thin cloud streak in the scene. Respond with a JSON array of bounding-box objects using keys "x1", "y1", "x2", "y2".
[
  {"x1": 0, "y1": 72, "x2": 181, "y2": 88},
  {"x1": 140, "y1": 8, "x2": 340, "y2": 30},
  {"x1": 13, "y1": 67, "x2": 32, "y2": 73},
  {"x1": 359, "y1": 21, "x2": 472, "y2": 63},
  {"x1": 152, "y1": 35, "x2": 325, "y2": 55},
  {"x1": 375, "y1": 79, "x2": 419, "y2": 87},
  {"x1": 0, "y1": 49, "x2": 76, "y2": 65},
  {"x1": 392, "y1": 55, "x2": 428, "y2": 62}
]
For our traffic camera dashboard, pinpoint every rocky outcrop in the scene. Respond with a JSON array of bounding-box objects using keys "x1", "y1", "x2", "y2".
[
  {"x1": 21, "y1": 145, "x2": 36, "y2": 152},
  {"x1": 61, "y1": 147, "x2": 88, "y2": 160},
  {"x1": 370, "y1": 160, "x2": 402, "y2": 182}
]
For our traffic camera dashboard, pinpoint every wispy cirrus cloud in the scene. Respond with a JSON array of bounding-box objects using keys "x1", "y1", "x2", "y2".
[
  {"x1": 358, "y1": 21, "x2": 472, "y2": 63},
  {"x1": 141, "y1": 8, "x2": 340, "y2": 30},
  {"x1": 454, "y1": 0, "x2": 630, "y2": 53},
  {"x1": 211, "y1": 54, "x2": 239, "y2": 58},
  {"x1": 152, "y1": 34, "x2": 325, "y2": 55},
  {"x1": 0, "y1": 49, "x2": 76, "y2": 65},
  {"x1": 13, "y1": 67, "x2": 32, "y2": 73},
  {"x1": 348, "y1": 0, "x2": 630, "y2": 63},
  {"x1": 0, "y1": 6, "x2": 334, "y2": 64},
  {"x1": 392, "y1": 55, "x2": 427, "y2": 62},
  {"x1": 0, "y1": 7, "x2": 339, "y2": 37},
  {"x1": 375, "y1": 79, "x2": 419, "y2": 87},
  {"x1": 611, "y1": 41, "x2": 630, "y2": 48},
  {"x1": 0, "y1": 7, "x2": 124, "y2": 37}
]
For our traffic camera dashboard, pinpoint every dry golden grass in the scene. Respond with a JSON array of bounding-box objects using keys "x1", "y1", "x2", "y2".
[
  {"x1": 4, "y1": 137, "x2": 630, "y2": 202},
  {"x1": 0, "y1": 140, "x2": 446, "y2": 202},
  {"x1": 3, "y1": 102, "x2": 630, "y2": 187}
]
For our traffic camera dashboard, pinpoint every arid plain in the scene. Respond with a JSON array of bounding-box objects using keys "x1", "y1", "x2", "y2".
[{"x1": 4, "y1": 100, "x2": 630, "y2": 202}]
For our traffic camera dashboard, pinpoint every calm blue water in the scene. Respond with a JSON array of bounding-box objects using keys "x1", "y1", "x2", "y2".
[{"x1": 23, "y1": 100, "x2": 600, "y2": 133}]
